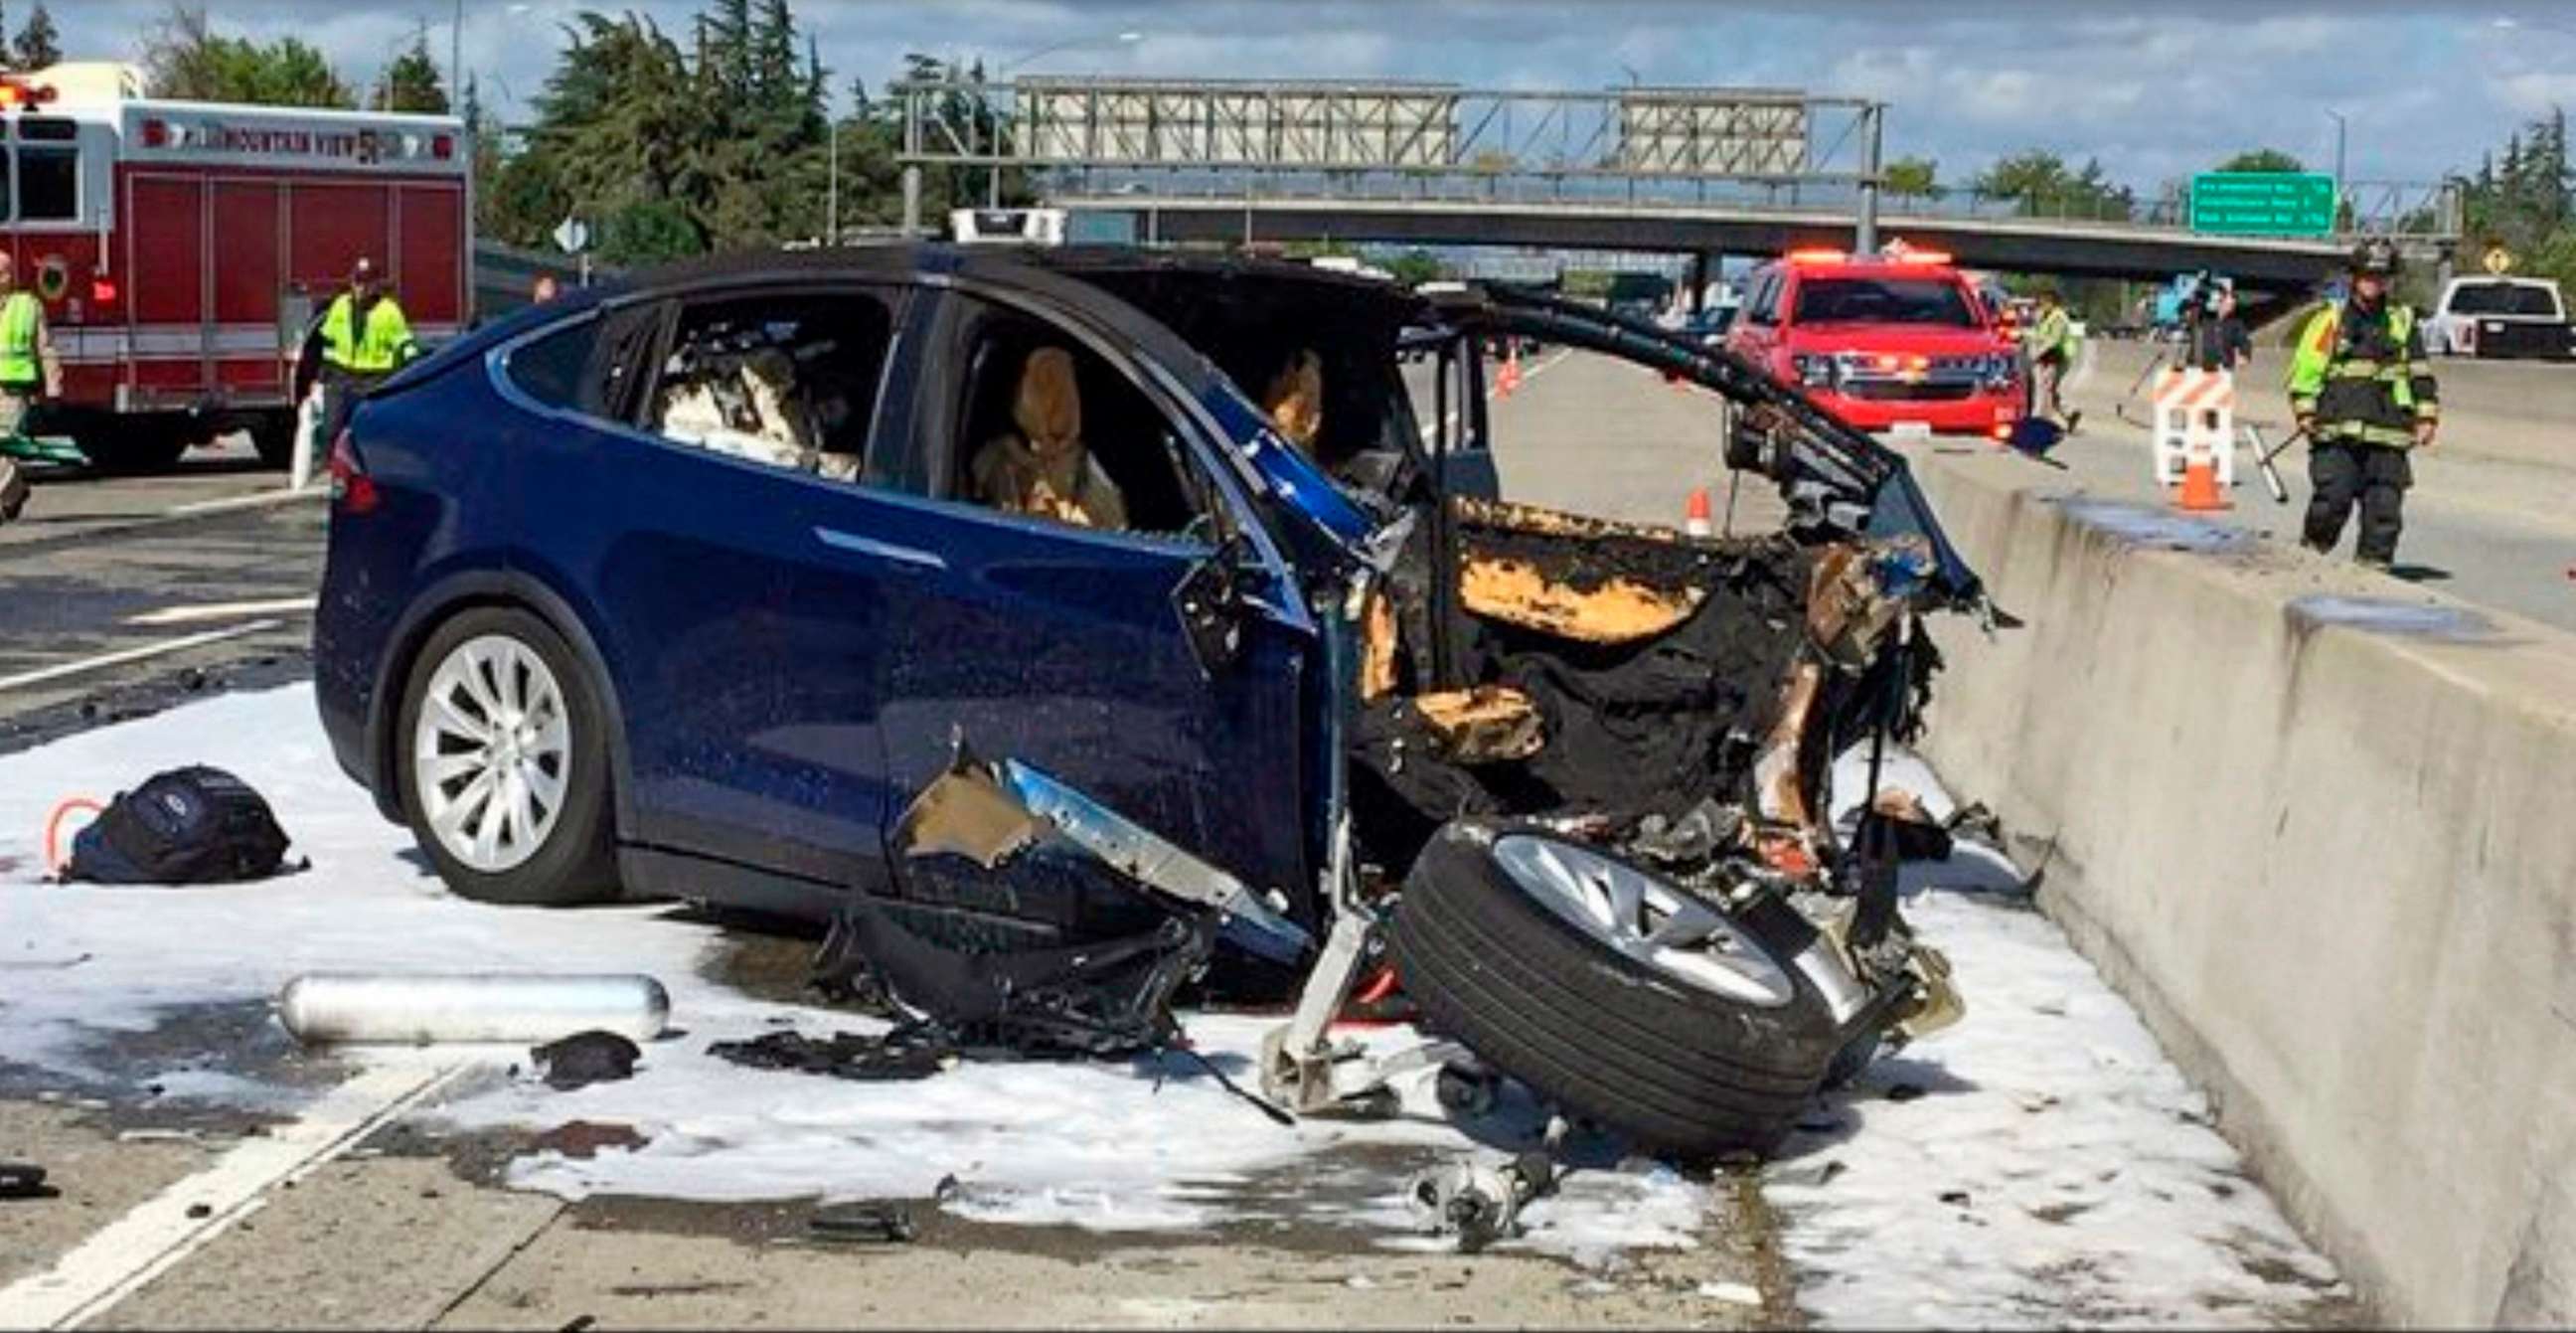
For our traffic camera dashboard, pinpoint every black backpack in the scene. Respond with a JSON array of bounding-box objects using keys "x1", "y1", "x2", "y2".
[{"x1": 66, "y1": 766, "x2": 294, "y2": 885}]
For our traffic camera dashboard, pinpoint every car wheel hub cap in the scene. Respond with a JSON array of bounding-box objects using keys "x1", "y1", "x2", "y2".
[
  {"x1": 1491, "y1": 834, "x2": 1795, "y2": 1008},
  {"x1": 414, "y1": 635, "x2": 570, "y2": 874}
]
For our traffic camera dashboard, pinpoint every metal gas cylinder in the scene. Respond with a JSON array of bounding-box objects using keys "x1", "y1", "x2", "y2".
[{"x1": 276, "y1": 972, "x2": 669, "y2": 1046}]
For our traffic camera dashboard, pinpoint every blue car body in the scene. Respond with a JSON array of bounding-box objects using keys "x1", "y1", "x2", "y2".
[{"x1": 316, "y1": 246, "x2": 1976, "y2": 946}]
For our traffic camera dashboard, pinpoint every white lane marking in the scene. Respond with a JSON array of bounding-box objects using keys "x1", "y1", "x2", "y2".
[
  {"x1": 0, "y1": 1063, "x2": 461, "y2": 1331},
  {"x1": 1415, "y1": 346, "x2": 1581, "y2": 442},
  {"x1": 122, "y1": 597, "x2": 318, "y2": 628},
  {"x1": 164, "y1": 487, "x2": 324, "y2": 518},
  {"x1": 0, "y1": 620, "x2": 284, "y2": 694}
]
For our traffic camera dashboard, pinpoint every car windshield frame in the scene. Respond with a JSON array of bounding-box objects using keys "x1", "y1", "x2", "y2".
[{"x1": 1792, "y1": 274, "x2": 1981, "y2": 328}]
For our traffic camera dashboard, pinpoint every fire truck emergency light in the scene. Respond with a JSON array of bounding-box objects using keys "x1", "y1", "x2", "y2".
[{"x1": 0, "y1": 79, "x2": 56, "y2": 108}]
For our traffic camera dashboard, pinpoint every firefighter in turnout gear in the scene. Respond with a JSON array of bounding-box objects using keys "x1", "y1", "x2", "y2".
[
  {"x1": 313, "y1": 256, "x2": 420, "y2": 447},
  {"x1": 2289, "y1": 239, "x2": 2439, "y2": 570}
]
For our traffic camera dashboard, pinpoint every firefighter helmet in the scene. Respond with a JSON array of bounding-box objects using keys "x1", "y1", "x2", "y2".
[{"x1": 2347, "y1": 238, "x2": 2401, "y2": 276}]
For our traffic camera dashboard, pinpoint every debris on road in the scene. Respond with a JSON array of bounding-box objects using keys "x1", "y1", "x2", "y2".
[
  {"x1": 707, "y1": 1027, "x2": 958, "y2": 1083},
  {"x1": 0, "y1": 1160, "x2": 54, "y2": 1199},
  {"x1": 56, "y1": 765, "x2": 295, "y2": 885},
  {"x1": 274, "y1": 971, "x2": 670, "y2": 1046},
  {"x1": 807, "y1": 1201, "x2": 919, "y2": 1245},
  {"x1": 532, "y1": 1030, "x2": 644, "y2": 1090},
  {"x1": 528, "y1": 1120, "x2": 648, "y2": 1160},
  {"x1": 1404, "y1": 1151, "x2": 1558, "y2": 1253}
]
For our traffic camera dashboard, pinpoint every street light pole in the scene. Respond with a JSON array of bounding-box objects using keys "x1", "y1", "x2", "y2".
[
  {"x1": 987, "y1": 30, "x2": 1143, "y2": 208},
  {"x1": 2326, "y1": 107, "x2": 2348, "y2": 235},
  {"x1": 827, "y1": 116, "x2": 841, "y2": 245}
]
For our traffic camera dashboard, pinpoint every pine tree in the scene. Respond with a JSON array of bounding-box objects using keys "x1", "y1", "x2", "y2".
[
  {"x1": 0, "y1": 4, "x2": 16, "y2": 72},
  {"x1": 372, "y1": 27, "x2": 449, "y2": 114},
  {"x1": 14, "y1": 1, "x2": 59, "y2": 70}
]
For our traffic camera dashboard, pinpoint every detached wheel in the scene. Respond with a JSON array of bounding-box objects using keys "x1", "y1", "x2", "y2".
[
  {"x1": 397, "y1": 607, "x2": 618, "y2": 906},
  {"x1": 1390, "y1": 823, "x2": 1847, "y2": 1161}
]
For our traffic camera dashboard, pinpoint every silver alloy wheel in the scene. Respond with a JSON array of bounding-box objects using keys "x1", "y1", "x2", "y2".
[
  {"x1": 412, "y1": 633, "x2": 572, "y2": 874},
  {"x1": 1490, "y1": 834, "x2": 1795, "y2": 1008}
]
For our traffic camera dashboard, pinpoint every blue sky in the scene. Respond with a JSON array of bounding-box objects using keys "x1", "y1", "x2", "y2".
[{"x1": 42, "y1": 2, "x2": 2575, "y2": 193}]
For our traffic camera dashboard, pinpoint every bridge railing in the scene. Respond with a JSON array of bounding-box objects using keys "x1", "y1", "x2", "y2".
[
  {"x1": 896, "y1": 77, "x2": 2460, "y2": 246},
  {"x1": 896, "y1": 77, "x2": 1882, "y2": 191}
]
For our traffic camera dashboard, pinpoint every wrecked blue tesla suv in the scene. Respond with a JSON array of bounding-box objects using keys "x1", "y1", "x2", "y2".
[{"x1": 314, "y1": 245, "x2": 1980, "y2": 1158}]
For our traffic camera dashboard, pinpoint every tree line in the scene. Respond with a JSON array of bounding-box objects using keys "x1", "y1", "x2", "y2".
[
  {"x1": 136, "y1": 2, "x2": 996, "y2": 267},
  {"x1": 0, "y1": 2, "x2": 61, "y2": 73}
]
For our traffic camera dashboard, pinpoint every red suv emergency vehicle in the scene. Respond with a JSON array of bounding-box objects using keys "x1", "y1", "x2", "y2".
[
  {"x1": 1725, "y1": 247, "x2": 2021, "y2": 438},
  {"x1": 0, "y1": 63, "x2": 468, "y2": 471}
]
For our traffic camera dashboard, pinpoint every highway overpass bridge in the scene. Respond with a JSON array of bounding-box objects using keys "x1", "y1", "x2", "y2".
[
  {"x1": 1045, "y1": 194, "x2": 2403, "y2": 295},
  {"x1": 896, "y1": 75, "x2": 2460, "y2": 306}
]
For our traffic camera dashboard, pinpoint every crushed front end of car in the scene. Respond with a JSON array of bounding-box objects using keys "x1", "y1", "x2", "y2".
[{"x1": 816, "y1": 264, "x2": 1986, "y2": 1162}]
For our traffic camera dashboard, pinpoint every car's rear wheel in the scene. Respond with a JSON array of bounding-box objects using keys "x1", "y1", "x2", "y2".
[
  {"x1": 397, "y1": 607, "x2": 618, "y2": 906},
  {"x1": 1390, "y1": 822, "x2": 1848, "y2": 1161}
]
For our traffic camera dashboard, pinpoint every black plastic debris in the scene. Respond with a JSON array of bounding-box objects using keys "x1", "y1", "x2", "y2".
[
  {"x1": 531, "y1": 1030, "x2": 642, "y2": 1090},
  {"x1": 708, "y1": 1027, "x2": 958, "y2": 1083},
  {"x1": 0, "y1": 1161, "x2": 54, "y2": 1200},
  {"x1": 808, "y1": 1202, "x2": 918, "y2": 1244},
  {"x1": 811, "y1": 893, "x2": 1209, "y2": 1059}
]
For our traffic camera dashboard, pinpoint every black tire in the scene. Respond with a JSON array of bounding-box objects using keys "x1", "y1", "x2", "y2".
[
  {"x1": 248, "y1": 412, "x2": 297, "y2": 468},
  {"x1": 396, "y1": 606, "x2": 620, "y2": 907},
  {"x1": 1390, "y1": 822, "x2": 1847, "y2": 1161}
]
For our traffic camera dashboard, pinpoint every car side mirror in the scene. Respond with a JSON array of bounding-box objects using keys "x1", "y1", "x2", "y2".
[{"x1": 1171, "y1": 534, "x2": 1259, "y2": 676}]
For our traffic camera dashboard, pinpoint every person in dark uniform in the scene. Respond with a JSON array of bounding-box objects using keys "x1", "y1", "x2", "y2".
[{"x1": 2287, "y1": 239, "x2": 2439, "y2": 571}]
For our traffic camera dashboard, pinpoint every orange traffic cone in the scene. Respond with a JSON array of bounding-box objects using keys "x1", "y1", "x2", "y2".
[
  {"x1": 1685, "y1": 487, "x2": 1712, "y2": 538},
  {"x1": 1498, "y1": 351, "x2": 1523, "y2": 399},
  {"x1": 2174, "y1": 457, "x2": 2230, "y2": 512}
]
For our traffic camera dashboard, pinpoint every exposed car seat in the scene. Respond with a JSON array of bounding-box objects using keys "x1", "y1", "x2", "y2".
[{"x1": 969, "y1": 346, "x2": 1130, "y2": 531}]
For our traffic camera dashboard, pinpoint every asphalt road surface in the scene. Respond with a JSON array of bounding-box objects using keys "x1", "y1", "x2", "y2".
[
  {"x1": 2057, "y1": 341, "x2": 2576, "y2": 634},
  {"x1": 0, "y1": 435, "x2": 321, "y2": 752},
  {"x1": 0, "y1": 349, "x2": 2364, "y2": 1330}
]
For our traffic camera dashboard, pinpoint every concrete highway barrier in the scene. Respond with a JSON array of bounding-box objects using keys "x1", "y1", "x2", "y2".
[
  {"x1": 2088, "y1": 337, "x2": 2576, "y2": 475},
  {"x1": 1905, "y1": 443, "x2": 2576, "y2": 1327}
]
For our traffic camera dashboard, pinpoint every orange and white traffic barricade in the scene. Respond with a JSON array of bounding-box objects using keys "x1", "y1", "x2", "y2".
[{"x1": 2151, "y1": 367, "x2": 2235, "y2": 488}]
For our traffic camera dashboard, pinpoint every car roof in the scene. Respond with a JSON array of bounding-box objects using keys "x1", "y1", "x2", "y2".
[{"x1": 596, "y1": 243, "x2": 1274, "y2": 397}]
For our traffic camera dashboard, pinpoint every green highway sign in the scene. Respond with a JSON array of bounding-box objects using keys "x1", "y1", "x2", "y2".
[{"x1": 2189, "y1": 172, "x2": 2337, "y2": 238}]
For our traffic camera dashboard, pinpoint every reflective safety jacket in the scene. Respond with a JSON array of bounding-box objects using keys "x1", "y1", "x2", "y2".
[
  {"x1": 2025, "y1": 305, "x2": 2076, "y2": 361},
  {"x1": 320, "y1": 292, "x2": 418, "y2": 375},
  {"x1": 2288, "y1": 301, "x2": 2438, "y2": 448},
  {"x1": 0, "y1": 291, "x2": 43, "y2": 387}
]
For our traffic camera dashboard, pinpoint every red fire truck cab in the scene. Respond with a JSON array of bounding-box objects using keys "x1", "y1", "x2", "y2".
[{"x1": 2, "y1": 64, "x2": 469, "y2": 472}]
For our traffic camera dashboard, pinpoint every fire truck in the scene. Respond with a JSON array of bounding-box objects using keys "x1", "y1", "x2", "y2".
[{"x1": 0, "y1": 64, "x2": 469, "y2": 472}]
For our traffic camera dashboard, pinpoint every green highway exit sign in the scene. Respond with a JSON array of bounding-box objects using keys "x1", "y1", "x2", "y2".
[{"x1": 2189, "y1": 172, "x2": 2337, "y2": 237}]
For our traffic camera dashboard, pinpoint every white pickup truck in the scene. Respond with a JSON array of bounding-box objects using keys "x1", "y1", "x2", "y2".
[{"x1": 2424, "y1": 275, "x2": 2576, "y2": 361}]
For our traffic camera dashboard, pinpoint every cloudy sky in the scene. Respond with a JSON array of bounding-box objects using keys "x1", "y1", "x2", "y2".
[{"x1": 39, "y1": 1, "x2": 2573, "y2": 191}]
